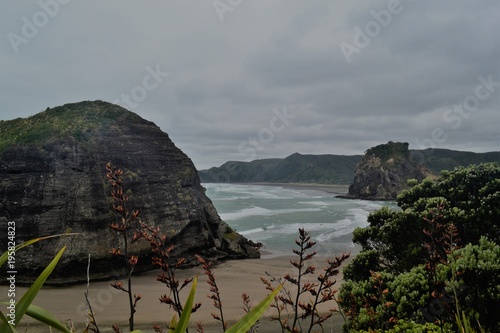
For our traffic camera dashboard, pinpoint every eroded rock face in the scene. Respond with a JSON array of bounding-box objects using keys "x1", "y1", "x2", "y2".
[
  {"x1": 0, "y1": 101, "x2": 259, "y2": 285},
  {"x1": 345, "y1": 142, "x2": 432, "y2": 200}
]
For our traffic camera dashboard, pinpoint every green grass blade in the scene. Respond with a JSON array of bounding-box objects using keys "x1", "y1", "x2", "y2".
[
  {"x1": 225, "y1": 285, "x2": 282, "y2": 333},
  {"x1": 174, "y1": 276, "x2": 198, "y2": 333},
  {"x1": 24, "y1": 304, "x2": 71, "y2": 333},
  {"x1": 0, "y1": 310, "x2": 18, "y2": 333},
  {"x1": 0, "y1": 237, "x2": 47, "y2": 267},
  {"x1": 168, "y1": 314, "x2": 178, "y2": 333},
  {"x1": 0, "y1": 234, "x2": 78, "y2": 267},
  {"x1": 14, "y1": 246, "x2": 66, "y2": 326}
]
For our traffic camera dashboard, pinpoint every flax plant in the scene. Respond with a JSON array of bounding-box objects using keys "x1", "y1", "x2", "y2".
[
  {"x1": 140, "y1": 222, "x2": 201, "y2": 331},
  {"x1": 262, "y1": 228, "x2": 349, "y2": 333},
  {"x1": 106, "y1": 162, "x2": 142, "y2": 332},
  {"x1": 196, "y1": 255, "x2": 226, "y2": 332}
]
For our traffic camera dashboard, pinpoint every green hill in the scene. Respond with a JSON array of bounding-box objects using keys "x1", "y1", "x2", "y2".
[
  {"x1": 0, "y1": 101, "x2": 147, "y2": 152},
  {"x1": 199, "y1": 153, "x2": 362, "y2": 184},
  {"x1": 199, "y1": 148, "x2": 500, "y2": 185},
  {"x1": 202, "y1": 158, "x2": 283, "y2": 183},
  {"x1": 265, "y1": 153, "x2": 362, "y2": 183},
  {"x1": 410, "y1": 148, "x2": 500, "y2": 174}
]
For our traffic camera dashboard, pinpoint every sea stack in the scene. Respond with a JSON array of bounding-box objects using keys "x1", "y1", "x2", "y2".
[{"x1": 344, "y1": 141, "x2": 433, "y2": 200}]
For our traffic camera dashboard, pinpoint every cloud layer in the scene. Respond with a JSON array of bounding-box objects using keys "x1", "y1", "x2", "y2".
[{"x1": 1, "y1": 0, "x2": 498, "y2": 169}]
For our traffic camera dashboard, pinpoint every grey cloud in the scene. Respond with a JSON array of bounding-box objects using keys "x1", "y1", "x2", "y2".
[{"x1": 0, "y1": 0, "x2": 498, "y2": 170}]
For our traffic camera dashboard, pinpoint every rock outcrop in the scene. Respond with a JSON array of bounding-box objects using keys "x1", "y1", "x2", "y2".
[
  {"x1": 343, "y1": 142, "x2": 434, "y2": 200},
  {"x1": 0, "y1": 101, "x2": 259, "y2": 285}
]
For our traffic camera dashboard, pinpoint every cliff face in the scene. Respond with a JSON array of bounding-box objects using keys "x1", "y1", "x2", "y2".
[
  {"x1": 346, "y1": 142, "x2": 433, "y2": 200},
  {"x1": 0, "y1": 101, "x2": 259, "y2": 284}
]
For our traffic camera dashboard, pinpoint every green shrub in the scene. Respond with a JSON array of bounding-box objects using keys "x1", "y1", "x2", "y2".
[
  {"x1": 354, "y1": 319, "x2": 445, "y2": 333},
  {"x1": 341, "y1": 163, "x2": 500, "y2": 332}
]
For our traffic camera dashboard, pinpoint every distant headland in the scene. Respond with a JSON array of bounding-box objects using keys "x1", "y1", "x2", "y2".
[{"x1": 199, "y1": 141, "x2": 500, "y2": 200}]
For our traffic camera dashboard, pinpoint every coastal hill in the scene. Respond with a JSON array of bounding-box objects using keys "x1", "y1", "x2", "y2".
[
  {"x1": 199, "y1": 146, "x2": 500, "y2": 187},
  {"x1": 199, "y1": 153, "x2": 362, "y2": 184},
  {"x1": 410, "y1": 148, "x2": 500, "y2": 174},
  {"x1": 344, "y1": 141, "x2": 432, "y2": 200},
  {"x1": 0, "y1": 100, "x2": 259, "y2": 284}
]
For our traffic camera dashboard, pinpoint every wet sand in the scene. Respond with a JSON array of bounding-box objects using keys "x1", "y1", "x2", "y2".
[{"x1": 8, "y1": 255, "x2": 350, "y2": 332}]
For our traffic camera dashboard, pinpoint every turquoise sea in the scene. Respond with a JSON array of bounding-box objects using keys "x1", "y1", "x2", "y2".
[{"x1": 204, "y1": 183, "x2": 396, "y2": 257}]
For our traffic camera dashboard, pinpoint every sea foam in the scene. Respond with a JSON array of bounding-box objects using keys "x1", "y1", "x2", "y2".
[
  {"x1": 220, "y1": 206, "x2": 321, "y2": 221},
  {"x1": 204, "y1": 183, "x2": 393, "y2": 255}
]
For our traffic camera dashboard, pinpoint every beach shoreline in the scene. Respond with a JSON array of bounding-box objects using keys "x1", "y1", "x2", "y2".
[
  {"x1": 239, "y1": 182, "x2": 350, "y2": 195},
  {"x1": 10, "y1": 254, "x2": 352, "y2": 332},
  {"x1": 10, "y1": 183, "x2": 357, "y2": 332}
]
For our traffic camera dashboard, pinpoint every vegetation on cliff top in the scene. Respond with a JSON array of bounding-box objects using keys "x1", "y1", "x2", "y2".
[
  {"x1": 0, "y1": 100, "x2": 144, "y2": 152},
  {"x1": 365, "y1": 141, "x2": 410, "y2": 160}
]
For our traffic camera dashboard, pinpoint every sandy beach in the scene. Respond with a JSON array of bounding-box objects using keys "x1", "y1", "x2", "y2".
[
  {"x1": 9, "y1": 183, "x2": 353, "y2": 332},
  {"x1": 10, "y1": 254, "x2": 350, "y2": 332}
]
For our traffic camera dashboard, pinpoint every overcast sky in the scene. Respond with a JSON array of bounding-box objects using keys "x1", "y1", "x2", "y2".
[{"x1": 1, "y1": 1, "x2": 499, "y2": 169}]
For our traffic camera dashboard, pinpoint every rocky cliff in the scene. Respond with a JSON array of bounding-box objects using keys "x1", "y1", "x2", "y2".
[
  {"x1": 344, "y1": 142, "x2": 433, "y2": 200},
  {"x1": 0, "y1": 101, "x2": 259, "y2": 285}
]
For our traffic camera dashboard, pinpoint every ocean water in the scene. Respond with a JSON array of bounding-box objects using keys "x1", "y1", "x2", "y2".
[{"x1": 204, "y1": 183, "x2": 396, "y2": 257}]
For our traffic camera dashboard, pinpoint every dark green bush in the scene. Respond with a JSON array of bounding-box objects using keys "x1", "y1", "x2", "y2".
[{"x1": 340, "y1": 163, "x2": 500, "y2": 332}]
